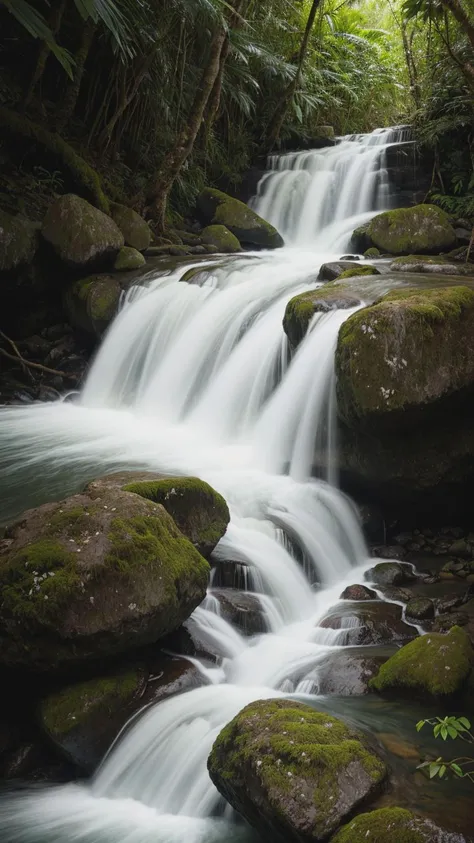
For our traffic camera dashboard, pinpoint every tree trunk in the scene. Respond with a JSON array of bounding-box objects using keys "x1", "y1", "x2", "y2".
[
  {"x1": 55, "y1": 18, "x2": 96, "y2": 133},
  {"x1": 401, "y1": 22, "x2": 421, "y2": 107},
  {"x1": 147, "y1": 21, "x2": 229, "y2": 230},
  {"x1": 264, "y1": 0, "x2": 322, "y2": 150},
  {"x1": 441, "y1": 0, "x2": 474, "y2": 49},
  {"x1": 24, "y1": 0, "x2": 67, "y2": 109}
]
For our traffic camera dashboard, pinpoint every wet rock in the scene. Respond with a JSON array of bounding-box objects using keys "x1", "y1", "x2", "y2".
[
  {"x1": 449, "y1": 539, "x2": 471, "y2": 558},
  {"x1": 371, "y1": 544, "x2": 406, "y2": 560},
  {"x1": 365, "y1": 562, "x2": 415, "y2": 587},
  {"x1": 357, "y1": 204, "x2": 457, "y2": 255},
  {"x1": 201, "y1": 224, "x2": 241, "y2": 253},
  {"x1": 318, "y1": 261, "x2": 377, "y2": 281},
  {"x1": 97, "y1": 471, "x2": 230, "y2": 559},
  {"x1": 0, "y1": 481, "x2": 210, "y2": 670},
  {"x1": 316, "y1": 649, "x2": 385, "y2": 695},
  {"x1": 330, "y1": 806, "x2": 470, "y2": 843},
  {"x1": 110, "y1": 203, "x2": 151, "y2": 251},
  {"x1": 197, "y1": 188, "x2": 284, "y2": 249},
  {"x1": 431, "y1": 612, "x2": 469, "y2": 633},
  {"x1": 339, "y1": 255, "x2": 359, "y2": 261},
  {"x1": 208, "y1": 699, "x2": 387, "y2": 843},
  {"x1": 114, "y1": 246, "x2": 146, "y2": 271},
  {"x1": 209, "y1": 589, "x2": 267, "y2": 635},
  {"x1": 283, "y1": 284, "x2": 360, "y2": 348},
  {"x1": 319, "y1": 601, "x2": 414, "y2": 646},
  {"x1": 390, "y1": 255, "x2": 474, "y2": 275},
  {"x1": 0, "y1": 208, "x2": 38, "y2": 276},
  {"x1": 64, "y1": 274, "x2": 121, "y2": 338},
  {"x1": 211, "y1": 560, "x2": 253, "y2": 590},
  {"x1": 405, "y1": 598, "x2": 435, "y2": 620},
  {"x1": 378, "y1": 586, "x2": 414, "y2": 602},
  {"x1": 340, "y1": 584, "x2": 376, "y2": 601},
  {"x1": 370, "y1": 626, "x2": 473, "y2": 699},
  {"x1": 42, "y1": 194, "x2": 124, "y2": 271},
  {"x1": 40, "y1": 668, "x2": 147, "y2": 771}
]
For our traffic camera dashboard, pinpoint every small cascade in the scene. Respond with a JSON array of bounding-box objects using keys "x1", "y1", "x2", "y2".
[
  {"x1": 251, "y1": 126, "x2": 411, "y2": 248},
  {"x1": 0, "y1": 127, "x2": 406, "y2": 843}
]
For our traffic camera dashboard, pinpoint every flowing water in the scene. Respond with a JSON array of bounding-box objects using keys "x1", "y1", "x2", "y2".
[{"x1": 0, "y1": 128, "x2": 419, "y2": 842}]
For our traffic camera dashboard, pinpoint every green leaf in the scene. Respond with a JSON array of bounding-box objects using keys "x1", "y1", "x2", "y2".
[
  {"x1": 416, "y1": 720, "x2": 425, "y2": 732},
  {"x1": 447, "y1": 726, "x2": 458, "y2": 740},
  {"x1": 441, "y1": 726, "x2": 448, "y2": 740},
  {"x1": 438, "y1": 765, "x2": 446, "y2": 778},
  {"x1": 459, "y1": 718, "x2": 471, "y2": 730},
  {"x1": 451, "y1": 763, "x2": 464, "y2": 777},
  {"x1": 429, "y1": 764, "x2": 441, "y2": 779},
  {"x1": 434, "y1": 724, "x2": 441, "y2": 737}
]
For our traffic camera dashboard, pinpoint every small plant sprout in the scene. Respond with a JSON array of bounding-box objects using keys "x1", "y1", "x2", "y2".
[{"x1": 416, "y1": 716, "x2": 474, "y2": 783}]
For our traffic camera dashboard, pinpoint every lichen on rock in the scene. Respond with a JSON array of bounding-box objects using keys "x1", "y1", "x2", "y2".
[
  {"x1": 208, "y1": 698, "x2": 386, "y2": 843},
  {"x1": 197, "y1": 188, "x2": 283, "y2": 249},
  {"x1": 369, "y1": 626, "x2": 473, "y2": 699}
]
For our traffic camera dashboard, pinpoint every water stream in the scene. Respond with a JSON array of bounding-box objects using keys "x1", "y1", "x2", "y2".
[{"x1": 0, "y1": 128, "x2": 419, "y2": 842}]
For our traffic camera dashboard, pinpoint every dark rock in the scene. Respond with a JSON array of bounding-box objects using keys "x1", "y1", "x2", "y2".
[
  {"x1": 197, "y1": 188, "x2": 283, "y2": 249},
  {"x1": 110, "y1": 203, "x2": 151, "y2": 251},
  {"x1": 431, "y1": 612, "x2": 469, "y2": 632},
  {"x1": 283, "y1": 284, "x2": 361, "y2": 348},
  {"x1": 371, "y1": 544, "x2": 406, "y2": 560},
  {"x1": 201, "y1": 224, "x2": 241, "y2": 253},
  {"x1": 42, "y1": 194, "x2": 124, "y2": 271},
  {"x1": 64, "y1": 274, "x2": 121, "y2": 338},
  {"x1": 378, "y1": 586, "x2": 414, "y2": 602},
  {"x1": 318, "y1": 261, "x2": 377, "y2": 282},
  {"x1": 208, "y1": 589, "x2": 267, "y2": 635},
  {"x1": 330, "y1": 806, "x2": 471, "y2": 843},
  {"x1": 0, "y1": 208, "x2": 39, "y2": 276},
  {"x1": 316, "y1": 649, "x2": 386, "y2": 695},
  {"x1": 405, "y1": 598, "x2": 435, "y2": 620},
  {"x1": 319, "y1": 601, "x2": 414, "y2": 646},
  {"x1": 208, "y1": 699, "x2": 387, "y2": 843},
  {"x1": 449, "y1": 539, "x2": 471, "y2": 558},
  {"x1": 365, "y1": 562, "x2": 415, "y2": 586},
  {"x1": 340, "y1": 584, "x2": 377, "y2": 601},
  {"x1": 114, "y1": 246, "x2": 146, "y2": 271}
]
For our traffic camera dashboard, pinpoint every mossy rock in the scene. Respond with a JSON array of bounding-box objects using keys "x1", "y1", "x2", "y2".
[
  {"x1": 197, "y1": 188, "x2": 283, "y2": 250},
  {"x1": 318, "y1": 261, "x2": 366, "y2": 282},
  {"x1": 42, "y1": 194, "x2": 124, "y2": 271},
  {"x1": 64, "y1": 274, "x2": 121, "y2": 337},
  {"x1": 208, "y1": 698, "x2": 386, "y2": 843},
  {"x1": 364, "y1": 247, "x2": 381, "y2": 258},
  {"x1": 405, "y1": 598, "x2": 435, "y2": 620},
  {"x1": 0, "y1": 483, "x2": 210, "y2": 670},
  {"x1": 364, "y1": 562, "x2": 414, "y2": 587},
  {"x1": 283, "y1": 284, "x2": 360, "y2": 348},
  {"x1": 114, "y1": 246, "x2": 146, "y2": 271},
  {"x1": 110, "y1": 203, "x2": 151, "y2": 251},
  {"x1": 369, "y1": 626, "x2": 473, "y2": 699},
  {"x1": 0, "y1": 208, "x2": 39, "y2": 276},
  {"x1": 40, "y1": 668, "x2": 146, "y2": 770},
  {"x1": 201, "y1": 224, "x2": 241, "y2": 254},
  {"x1": 330, "y1": 807, "x2": 466, "y2": 843},
  {"x1": 100, "y1": 472, "x2": 230, "y2": 558},
  {"x1": 336, "y1": 285, "x2": 474, "y2": 428},
  {"x1": 390, "y1": 255, "x2": 474, "y2": 276},
  {"x1": 337, "y1": 265, "x2": 379, "y2": 280},
  {"x1": 364, "y1": 205, "x2": 457, "y2": 256}
]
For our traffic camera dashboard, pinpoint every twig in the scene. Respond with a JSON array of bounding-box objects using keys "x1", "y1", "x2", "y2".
[
  {"x1": 0, "y1": 330, "x2": 35, "y2": 382},
  {"x1": 0, "y1": 346, "x2": 79, "y2": 381}
]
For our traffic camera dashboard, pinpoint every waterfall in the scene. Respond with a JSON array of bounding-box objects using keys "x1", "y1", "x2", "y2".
[{"x1": 0, "y1": 128, "x2": 400, "y2": 843}]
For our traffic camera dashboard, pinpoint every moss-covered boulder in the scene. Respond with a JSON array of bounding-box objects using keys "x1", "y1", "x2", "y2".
[
  {"x1": 330, "y1": 807, "x2": 467, "y2": 843},
  {"x1": 40, "y1": 668, "x2": 146, "y2": 770},
  {"x1": 369, "y1": 626, "x2": 473, "y2": 699},
  {"x1": 197, "y1": 188, "x2": 283, "y2": 249},
  {"x1": 360, "y1": 205, "x2": 457, "y2": 256},
  {"x1": 96, "y1": 472, "x2": 229, "y2": 558},
  {"x1": 0, "y1": 483, "x2": 210, "y2": 670},
  {"x1": 283, "y1": 284, "x2": 360, "y2": 348},
  {"x1": 0, "y1": 209, "x2": 39, "y2": 276},
  {"x1": 365, "y1": 562, "x2": 414, "y2": 587},
  {"x1": 405, "y1": 598, "x2": 435, "y2": 621},
  {"x1": 208, "y1": 699, "x2": 386, "y2": 843},
  {"x1": 336, "y1": 286, "x2": 474, "y2": 429},
  {"x1": 201, "y1": 225, "x2": 241, "y2": 253},
  {"x1": 64, "y1": 274, "x2": 121, "y2": 337},
  {"x1": 114, "y1": 246, "x2": 146, "y2": 271},
  {"x1": 110, "y1": 203, "x2": 151, "y2": 251},
  {"x1": 42, "y1": 194, "x2": 124, "y2": 271},
  {"x1": 390, "y1": 255, "x2": 474, "y2": 275},
  {"x1": 318, "y1": 261, "x2": 368, "y2": 282},
  {"x1": 364, "y1": 247, "x2": 381, "y2": 258}
]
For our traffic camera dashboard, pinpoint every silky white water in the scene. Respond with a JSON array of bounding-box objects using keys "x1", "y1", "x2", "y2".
[{"x1": 0, "y1": 129, "x2": 403, "y2": 843}]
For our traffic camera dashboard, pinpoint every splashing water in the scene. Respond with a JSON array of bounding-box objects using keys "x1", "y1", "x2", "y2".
[{"x1": 0, "y1": 128, "x2": 403, "y2": 843}]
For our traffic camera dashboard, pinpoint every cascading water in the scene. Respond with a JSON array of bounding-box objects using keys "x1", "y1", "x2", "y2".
[{"x1": 0, "y1": 128, "x2": 405, "y2": 843}]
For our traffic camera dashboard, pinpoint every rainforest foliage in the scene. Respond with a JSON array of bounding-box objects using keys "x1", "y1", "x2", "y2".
[{"x1": 0, "y1": 0, "x2": 472, "y2": 229}]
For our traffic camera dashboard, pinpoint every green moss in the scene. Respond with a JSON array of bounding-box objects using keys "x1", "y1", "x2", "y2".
[
  {"x1": 283, "y1": 284, "x2": 359, "y2": 348},
  {"x1": 364, "y1": 247, "x2": 381, "y2": 258},
  {"x1": 66, "y1": 275, "x2": 120, "y2": 336},
  {"x1": 122, "y1": 477, "x2": 229, "y2": 556},
  {"x1": 0, "y1": 208, "x2": 38, "y2": 274},
  {"x1": 330, "y1": 807, "x2": 433, "y2": 843},
  {"x1": 369, "y1": 626, "x2": 473, "y2": 697},
  {"x1": 201, "y1": 224, "x2": 241, "y2": 253},
  {"x1": 114, "y1": 246, "x2": 146, "y2": 271},
  {"x1": 41, "y1": 669, "x2": 141, "y2": 737},
  {"x1": 366, "y1": 204, "x2": 457, "y2": 255},
  {"x1": 110, "y1": 203, "x2": 150, "y2": 251},
  {"x1": 338, "y1": 265, "x2": 379, "y2": 279},
  {"x1": 197, "y1": 188, "x2": 283, "y2": 249}
]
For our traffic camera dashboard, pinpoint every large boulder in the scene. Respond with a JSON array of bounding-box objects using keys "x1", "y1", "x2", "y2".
[
  {"x1": 64, "y1": 274, "x2": 121, "y2": 337},
  {"x1": 355, "y1": 205, "x2": 457, "y2": 255},
  {"x1": 0, "y1": 209, "x2": 38, "y2": 276},
  {"x1": 335, "y1": 285, "x2": 474, "y2": 520},
  {"x1": 319, "y1": 601, "x2": 414, "y2": 646},
  {"x1": 0, "y1": 482, "x2": 210, "y2": 670},
  {"x1": 100, "y1": 472, "x2": 230, "y2": 559},
  {"x1": 283, "y1": 284, "x2": 360, "y2": 348},
  {"x1": 114, "y1": 246, "x2": 146, "y2": 271},
  {"x1": 369, "y1": 626, "x2": 473, "y2": 699},
  {"x1": 42, "y1": 194, "x2": 124, "y2": 271},
  {"x1": 208, "y1": 699, "x2": 386, "y2": 843},
  {"x1": 319, "y1": 262, "x2": 379, "y2": 282},
  {"x1": 201, "y1": 225, "x2": 241, "y2": 253},
  {"x1": 364, "y1": 562, "x2": 414, "y2": 587},
  {"x1": 316, "y1": 649, "x2": 386, "y2": 696},
  {"x1": 330, "y1": 807, "x2": 470, "y2": 843},
  {"x1": 197, "y1": 188, "x2": 283, "y2": 249},
  {"x1": 208, "y1": 589, "x2": 267, "y2": 635},
  {"x1": 110, "y1": 202, "x2": 151, "y2": 251}
]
